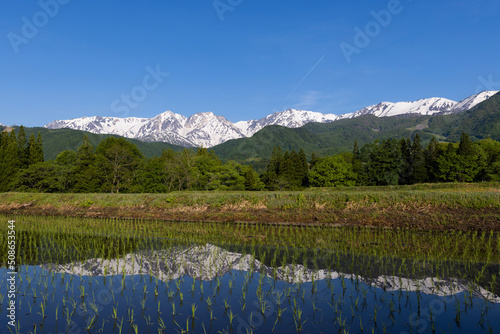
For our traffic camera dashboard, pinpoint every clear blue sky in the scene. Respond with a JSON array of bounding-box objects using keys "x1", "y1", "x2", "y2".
[{"x1": 1, "y1": 0, "x2": 499, "y2": 127}]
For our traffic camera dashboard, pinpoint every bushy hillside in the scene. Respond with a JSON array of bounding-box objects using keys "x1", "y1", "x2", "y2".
[{"x1": 17, "y1": 127, "x2": 184, "y2": 161}]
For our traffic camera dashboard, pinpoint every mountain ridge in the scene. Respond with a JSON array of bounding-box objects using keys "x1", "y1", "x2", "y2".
[{"x1": 44, "y1": 91, "x2": 499, "y2": 148}]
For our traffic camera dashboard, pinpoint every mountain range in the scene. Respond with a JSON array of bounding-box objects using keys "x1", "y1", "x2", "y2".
[{"x1": 44, "y1": 91, "x2": 499, "y2": 148}]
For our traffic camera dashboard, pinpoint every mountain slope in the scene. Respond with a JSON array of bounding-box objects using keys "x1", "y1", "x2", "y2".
[
  {"x1": 212, "y1": 115, "x2": 435, "y2": 168},
  {"x1": 445, "y1": 90, "x2": 499, "y2": 114},
  {"x1": 213, "y1": 91, "x2": 500, "y2": 167},
  {"x1": 44, "y1": 91, "x2": 498, "y2": 148},
  {"x1": 19, "y1": 127, "x2": 184, "y2": 161},
  {"x1": 425, "y1": 91, "x2": 500, "y2": 141}
]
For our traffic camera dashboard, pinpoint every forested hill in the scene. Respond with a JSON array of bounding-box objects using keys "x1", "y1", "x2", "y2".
[
  {"x1": 4, "y1": 127, "x2": 184, "y2": 161},
  {"x1": 426, "y1": 91, "x2": 500, "y2": 142},
  {"x1": 212, "y1": 91, "x2": 500, "y2": 166}
]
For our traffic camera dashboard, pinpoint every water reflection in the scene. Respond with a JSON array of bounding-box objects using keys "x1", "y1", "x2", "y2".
[{"x1": 40, "y1": 243, "x2": 500, "y2": 303}]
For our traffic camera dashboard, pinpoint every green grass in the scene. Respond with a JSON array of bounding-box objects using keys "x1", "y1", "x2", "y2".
[
  {"x1": 1, "y1": 182, "x2": 499, "y2": 232},
  {"x1": 1, "y1": 182, "x2": 499, "y2": 208}
]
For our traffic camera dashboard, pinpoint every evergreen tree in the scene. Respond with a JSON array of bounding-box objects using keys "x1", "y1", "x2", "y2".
[
  {"x1": 299, "y1": 148, "x2": 309, "y2": 187},
  {"x1": 353, "y1": 140, "x2": 360, "y2": 160},
  {"x1": 28, "y1": 132, "x2": 44, "y2": 165},
  {"x1": 279, "y1": 151, "x2": 294, "y2": 189},
  {"x1": 74, "y1": 135, "x2": 99, "y2": 192},
  {"x1": 0, "y1": 131, "x2": 20, "y2": 191},
  {"x1": 269, "y1": 146, "x2": 283, "y2": 175},
  {"x1": 17, "y1": 126, "x2": 29, "y2": 168},
  {"x1": 366, "y1": 139, "x2": 402, "y2": 186},
  {"x1": 0, "y1": 132, "x2": 7, "y2": 156},
  {"x1": 399, "y1": 137, "x2": 412, "y2": 185},
  {"x1": 262, "y1": 146, "x2": 283, "y2": 190},
  {"x1": 458, "y1": 132, "x2": 473, "y2": 157},
  {"x1": 352, "y1": 140, "x2": 363, "y2": 182},
  {"x1": 36, "y1": 132, "x2": 44, "y2": 163},
  {"x1": 411, "y1": 134, "x2": 427, "y2": 184},
  {"x1": 425, "y1": 136, "x2": 439, "y2": 182},
  {"x1": 310, "y1": 152, "x2": 320, "y2": 168},
  {"x1": 242, "y1": 165, "x2": 264, "y2": 190}
]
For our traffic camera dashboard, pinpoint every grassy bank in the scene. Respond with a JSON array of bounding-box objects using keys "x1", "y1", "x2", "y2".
[{"x1": 1, "y1": 182, "x2": 499, "y2": 231}]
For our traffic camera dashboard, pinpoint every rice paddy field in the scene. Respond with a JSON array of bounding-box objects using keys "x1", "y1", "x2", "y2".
[{"x1": 1, "y1": 210, "x2": 500, "y2": 333}]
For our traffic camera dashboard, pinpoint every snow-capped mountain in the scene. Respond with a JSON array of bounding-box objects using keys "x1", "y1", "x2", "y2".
[
  {"x1": 44, "y1": 91, "x2": 499, "y2": 148},
  {"x1": 349, "y1": 97, "x2": 457, "y2": 118},
  {"x1": 443, "y1": 90, "x2": 499, "y2": 115},
  {"x1": 40, "y1": 243, "x2": 500, "y2": 302},
  {"x1": 235, "y1": 109, "x2": 348, "y2": 137}
]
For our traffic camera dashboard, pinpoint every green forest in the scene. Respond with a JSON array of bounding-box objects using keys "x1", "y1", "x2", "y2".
[{"x1": 1, "y1": 125, "x2": 500, "y2": 193}]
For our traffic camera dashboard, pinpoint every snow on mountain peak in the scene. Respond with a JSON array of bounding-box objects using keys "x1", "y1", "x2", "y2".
[
  {"x1": 352, "y1": 97, "x2": 457, "y2": 118},
  {"x1": 447, "y1": 90, "x2": 499, "y2": 114},
  {"x1": 44, "y1": 91, "x2": 498, "y2": 148}
]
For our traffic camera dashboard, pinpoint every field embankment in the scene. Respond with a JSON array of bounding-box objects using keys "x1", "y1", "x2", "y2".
[{"x1": 0, "y1": 183, "x2": 499, "y2": 231}]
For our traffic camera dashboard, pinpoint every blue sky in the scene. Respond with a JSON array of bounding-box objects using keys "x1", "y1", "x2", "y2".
[{"x1": 1, "y1": 0, "x2": 499, "y2": 127}]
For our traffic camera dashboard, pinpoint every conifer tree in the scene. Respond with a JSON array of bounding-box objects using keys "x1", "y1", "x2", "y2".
[
  {"x1": 411, "y1": 134, "x2": 427, "y2": 184},
  {"x1": 310, "y1": 152, "x2": 320, "y2": 168},
  {"x1": 36, "y1": 132, "x2": 44, "y2": 163},
  {"x1": 74, "y1": 135, "x2": 99, "y2": 192},
  {"x1": 243, "y1": 165, "x2": 264, "y2": 190},
  {"x1": 425, "y1": 136, "x2": 439, "y2": 182},
  {"x1": 0, "y1": 131, "x2": 20, "y2": 191},
  {"x1": 366, "y1": 139, "x2": 402, "y2": 185},
  {"x1": 262, "y1": 146, "x2": 283, "y2": 190},
  {"x1": 352, "y1": 140, "x2": 362, "y2": 181},
  {"x1": 299, "y1": 148, "x2": 309, "y2": 186},
  {"x1": 281, "y1": 150, "x2": 304, "y2": 189},
  {"x1": 458, "y1": 132, "x2": 473, "y2": 157},
  {"x1": 17, "y1": 126, "x2": 29, "y2": 168},
  {"x1": 399, "y1": 137, "x2": 412, "y2": 185},
  {"x1": 28, "y1": 133, "x2": 44, "y2": 165}
]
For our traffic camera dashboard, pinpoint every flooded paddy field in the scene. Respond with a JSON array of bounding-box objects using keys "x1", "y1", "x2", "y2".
[{"x1": 1, "y1": 214, "x2": 499, "y2": 333}]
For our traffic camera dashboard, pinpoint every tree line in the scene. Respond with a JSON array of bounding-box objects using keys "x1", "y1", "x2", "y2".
[
  {"x1": 1, "y1": 127, "x2": 499, "y2": 193},
  {"x1": 0, "y1": 126, "x2": 44, "y2": 192}
]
